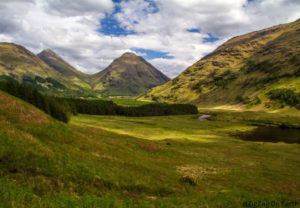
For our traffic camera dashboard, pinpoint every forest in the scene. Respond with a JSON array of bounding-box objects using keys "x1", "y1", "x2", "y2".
[{"x1": 0, "y1": 79, "x2": 198, "y2": 123}]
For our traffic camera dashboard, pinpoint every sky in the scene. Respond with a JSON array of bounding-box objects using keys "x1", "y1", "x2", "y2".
[{"x1": 0, "y1": 0, "x2": 299, "y2": 78}]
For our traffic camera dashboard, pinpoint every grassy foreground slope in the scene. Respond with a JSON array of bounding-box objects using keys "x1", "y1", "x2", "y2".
[
  {"x1": 142, "y1": 19, "x2": 300, "y2": 109},
  {"x1": 1, "y1": 90, "x2": 299, "y2": 207}
]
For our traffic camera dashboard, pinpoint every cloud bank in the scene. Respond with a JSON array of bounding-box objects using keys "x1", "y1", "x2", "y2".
[{"x1": 0, "y1": 0, "x2": 299, "y2": 77}]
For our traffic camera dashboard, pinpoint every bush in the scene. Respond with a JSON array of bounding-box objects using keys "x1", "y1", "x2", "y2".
[{"x1": 267, "y1": 89, "x2": 300, "y2": 109}]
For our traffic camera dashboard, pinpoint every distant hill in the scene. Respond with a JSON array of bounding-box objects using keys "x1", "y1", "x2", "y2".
[
  {"x1": 0, "y1": 43, "x2": 96, "y2": 97},
  {"x1": 0, "y1": 43, "x2": 169, "y2": 97},
  {"x1": 38, "y1": 49, "x2": 91, "y2": 84},
  {"x1": 141, "y1": 19, "x2": 300, "y2": 109},
  {"x1": 91, "y1": 52, "x2": 170, "y2": 96},
  {"x1": 0, "y1": 43, "x2": 58, "y2": 78}
]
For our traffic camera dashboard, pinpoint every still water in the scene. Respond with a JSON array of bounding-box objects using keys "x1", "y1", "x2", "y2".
[{"x1": 236, "y1": 126, "x2": 300, "y2": 144}]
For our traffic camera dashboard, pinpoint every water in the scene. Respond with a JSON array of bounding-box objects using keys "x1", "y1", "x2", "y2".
[{"x1": 235, "y1": 126, "x2": 300, "y2": 144}]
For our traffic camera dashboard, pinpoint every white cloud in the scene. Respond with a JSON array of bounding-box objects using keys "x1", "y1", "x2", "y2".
[
  {"x1": 43, "y1": 0, "x2": 114, "y2": 16},
  {"x1": 0, "y1": 0, "x2": 299, "y2": 77}
]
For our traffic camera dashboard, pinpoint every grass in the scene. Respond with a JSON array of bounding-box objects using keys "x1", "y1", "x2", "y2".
[
  {"x1": 0, "y1": 91, "x2": 300, "y2": 207},
  {"x1": 110, "y1": 98, "x2": 152, "y2": 106},
  {"x1": 141, "y1": 19, "x2": 300, "y2": 108}
]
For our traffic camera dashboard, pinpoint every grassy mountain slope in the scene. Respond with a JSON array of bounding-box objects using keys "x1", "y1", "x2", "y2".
[
  {"x1": 37, "y1": 49, "x2": 91, "y2": 88},
  {"x1": 1, "y1": 90, "x2": 300, "y2": 207},
  {"x1": 0, "y1": 43, "x2": 96, "y2": 97},
  {"x1": 91, "y1": 52, "x2": 170, "y2": 96},
  {"x1": 0, "y1": 43, "x2": 58, "y2": 78},
  {"x1": 142, "y1": 19, "x2": 300, "y2": 109},
  {"x1": 1, "y1": 43, "x2": 170, "y2": 97}
]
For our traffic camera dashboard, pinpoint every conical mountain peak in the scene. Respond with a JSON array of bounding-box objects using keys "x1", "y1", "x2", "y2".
[
  {"x1": 38, "y1": 48, "x2": 57, "y2": 57},
  {"x1": 118, "y1": 52, "x2": 141, "y2": 60},
  {"x1": 90, "y1": 52, "x2": 170, "y2": 96},
  {"x1": 121, "y1": 52, "x2": 137, "y2": 56},
  {"x1": 38, "y1": 48, "x2": 88, "y2": 79}
]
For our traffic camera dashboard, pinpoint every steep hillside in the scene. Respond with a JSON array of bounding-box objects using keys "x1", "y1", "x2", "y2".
[
  {"x1": 0, "y1": 43, "x2": 95, "y2": 97},
  {"x1": 0, "y1": 43, "x2": 57, "y2": 78},
  {"x1": 0, "y1": 90, "x2": 50, "y2": 124},
  {"x1": 91, "y1": 52, "x2": 170, "y2": 96},
  {"x1": 142, "y1": 19, "x2": 300, "y2": 109},
  {"x1": 38, "y1": 49, "x2": 91, "y2": 87}
]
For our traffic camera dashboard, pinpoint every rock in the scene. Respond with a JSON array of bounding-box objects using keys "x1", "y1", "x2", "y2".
[{"x1": 198, "y1": 114, "x2": 211, "y2": 121}]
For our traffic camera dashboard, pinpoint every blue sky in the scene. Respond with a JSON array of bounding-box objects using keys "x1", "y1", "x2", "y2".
[
  {"x1": 99, "y1": 1, "x2": 136, "y2": 36},
  {"x1": 98, "y1": 0, "x2": 176, "y2": 62},
  {"x1": 131, "y1": 47, "x2": 174, "y2": 59},
  {"x1": 0, "y1": 0, "x2": 299, "y2": 77},
  {"x1": 98, "y1": 0, "x2": 219, "y2": 64}
]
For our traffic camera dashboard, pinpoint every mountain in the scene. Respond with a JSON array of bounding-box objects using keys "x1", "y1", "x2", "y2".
[
  {"x1": 0, "y1": 43, "x2": 169, "y2": 97},
  {"x1": 0, "y1": 42, "x2": 57, "y2": 78},
  {"x1": 0, "y1": 42, "x2": 95, "y2": 97},
  {"x1": 90, "y1": 52, "x2": 170, "y2": 96},
  {"x1": 37, "y1": 49, "x2": 91, "y2": 85},
  {"x1": 141, "y1": 19, "x2": 300, "y2": 108}
]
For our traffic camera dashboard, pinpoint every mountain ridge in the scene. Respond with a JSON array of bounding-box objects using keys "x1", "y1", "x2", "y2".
[
  {"x1": 0, "y1": 42, "x2": 97, "y2": 97},
  {"x1": 37, "y1": 49, "x2": 89, "y2": 79},
  {"x1": 141, "y1": 19, "x2": 300, "y2": 109},
  {"x1": 0, "y1": 43, "x2": 169, "y2": 96}
]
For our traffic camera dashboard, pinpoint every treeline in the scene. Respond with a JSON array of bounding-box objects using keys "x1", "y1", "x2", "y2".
[
  {"x1": 267, "y1": 89, "x2": 300, "y2": 109},
  {"x1": 0, "y1": 79, "x2": 198, "y2": 123},
  {"x1": 61, "y1": 98, "x2": 198, "y2": 117},
  {"x1": 59, "y1": 98, "x2": 118, "y2": 115},
  {"x1": 117, "y1": 103, "x2": 198, "y2": 116},
  {"x1": 0, "y1": 80, "x2": 71, "y2": 123}
]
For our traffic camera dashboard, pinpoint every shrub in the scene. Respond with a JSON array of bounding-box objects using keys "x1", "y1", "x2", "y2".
[
  {"x1": 267, "y1": 89, "x2": 300, "y2": 109},
  {"x1": 180, "y1": 175, "x2": 197, "y2": 186}
]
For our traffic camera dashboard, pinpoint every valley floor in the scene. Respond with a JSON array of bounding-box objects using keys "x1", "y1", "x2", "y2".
[{"x1": 1, "y1": 104, "x2": 300, "y2": 207}]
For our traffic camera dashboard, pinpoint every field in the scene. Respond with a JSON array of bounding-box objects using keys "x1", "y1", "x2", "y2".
[
  {"x1": 0, "y1": 91, "x2": 300, "y2": 207},
  {"x1": 71, "y1": 113, "x2": 300, "y2": 207},
  {"x1": 110, "y1": 98, "x2": 152, "y2": 106}
]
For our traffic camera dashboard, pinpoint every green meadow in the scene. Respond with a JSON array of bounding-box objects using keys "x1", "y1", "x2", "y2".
[
  {"x1": 1, "y1": 91, "x2": 299, "y2": 208},
  {"x1": 110, "y1": 98, "x2": 152, "y2": 106}
]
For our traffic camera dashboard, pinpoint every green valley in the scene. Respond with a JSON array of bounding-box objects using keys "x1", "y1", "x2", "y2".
[
  {"x1": 0, "y1": 10, "x2": 299, "y2": 208},
  {"x1": 0, "y1": 90, "x2": 299, "y2": 207}
]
